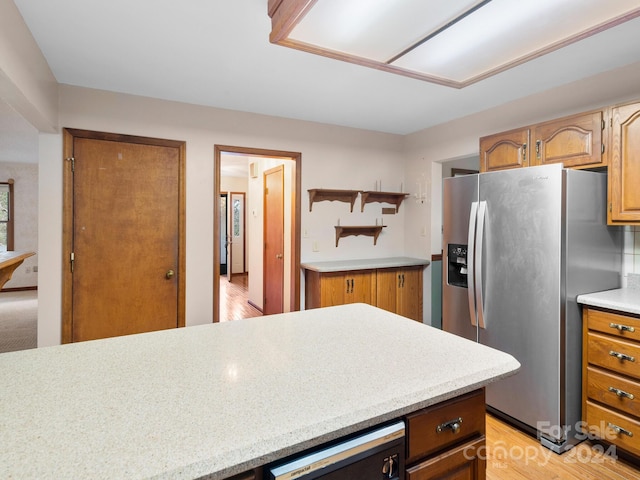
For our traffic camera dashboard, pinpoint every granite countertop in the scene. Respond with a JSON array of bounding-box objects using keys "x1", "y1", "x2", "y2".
[
  {"x1": 301, "y1": 256, "x2": 430, "y2": 272},
  {"x1": 0, "y1": 304, "x2": 519, "y2": 480},
  {"x1": 577, "y1": 288, "x2": 640, "y2": 315}
]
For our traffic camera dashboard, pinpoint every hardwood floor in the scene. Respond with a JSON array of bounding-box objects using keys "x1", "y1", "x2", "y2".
[
  {"x1": 486, "y1": 414, "x2": 640, "y2": 479},
  {"x1": 219, "y1": 274, "x2": 262, "y2": 322}
]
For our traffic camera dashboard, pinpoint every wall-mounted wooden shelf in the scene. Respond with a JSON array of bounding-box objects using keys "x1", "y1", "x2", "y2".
[
  {"x1": 361, "y1": 191, "x2": 410, "y2": 213},
  {"x1": 335, "y1": 225, "x2": 386, "y2": 247},
  {"x1": 308, "y1": 189, "x2": 361, "y2": 212}
]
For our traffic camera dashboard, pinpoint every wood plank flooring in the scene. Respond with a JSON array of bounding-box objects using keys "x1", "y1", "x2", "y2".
[
  {"x1": 486, "y1": 414, "x2": 640, "y2": 479},
  {"x1": 219, "y1": 274, "x2": 262, "y2": 322}
]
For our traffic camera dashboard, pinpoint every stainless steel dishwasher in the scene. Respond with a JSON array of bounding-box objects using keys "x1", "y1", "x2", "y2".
[{"x1": 267, "y1": 421, "x2": 405, "y2": 480}]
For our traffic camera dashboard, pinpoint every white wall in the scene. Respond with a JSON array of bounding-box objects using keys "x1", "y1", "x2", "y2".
[
  {"x1": 35, "y1": 85, "x2": 406, "y2": 346},
  {"x1": 0, "y1": 162, "x2": 38, "y2": 288},
  {"x1": 0, "y1": 0, "x2": 57, "y2": 131},
  {"x1": 220, "y1": 176, "x2": 248, "y2": 193}
]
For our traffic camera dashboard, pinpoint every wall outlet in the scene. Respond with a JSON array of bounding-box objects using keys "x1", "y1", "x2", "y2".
[
  {"x1": 312, "y1": 241, "x2": 319, "y2": 252},
  {"x1": 33, "y1": 266, "x2": 38, "y2": 272}
]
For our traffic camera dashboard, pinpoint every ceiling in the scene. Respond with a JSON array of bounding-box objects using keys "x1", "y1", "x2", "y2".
[{"x1": 6, "y1": 0, "x2": 640, "y2": 140}]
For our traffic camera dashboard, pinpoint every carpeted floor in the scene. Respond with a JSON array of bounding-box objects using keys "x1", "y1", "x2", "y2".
[{"x1": 0, "y1": 290, "x2": 37, "y2": 353}]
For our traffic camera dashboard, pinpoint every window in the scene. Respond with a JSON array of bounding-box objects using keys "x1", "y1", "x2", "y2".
[
  {"x1": 0, "y1": 180, "x2": 14, "y2": 252},
  {"x1": 233, "y1": 199, "x2": 240, "y2": 237}
]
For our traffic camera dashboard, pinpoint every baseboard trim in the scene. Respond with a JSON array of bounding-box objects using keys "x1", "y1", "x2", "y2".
[
  {"x1": 248, "y1": 300, "x2": 263, "y2": 313},
  {"x1": 1, "y1": 286, "x2": 37, "y2": 293}
]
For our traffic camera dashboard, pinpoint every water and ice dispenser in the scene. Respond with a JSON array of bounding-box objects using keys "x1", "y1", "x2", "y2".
[{"x1": 447, "y1": 243, "x2": 468, "y2": 288}]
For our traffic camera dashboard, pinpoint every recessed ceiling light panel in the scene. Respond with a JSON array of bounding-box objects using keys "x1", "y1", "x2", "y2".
[{"x1": 268, "y1": 0, "x2": 640, "y2": 87}]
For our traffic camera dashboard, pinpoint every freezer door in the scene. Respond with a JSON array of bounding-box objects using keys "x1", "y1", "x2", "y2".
[
  {"x1": 477, "y1": 164, "x2": 563, "y2": 439},
  {"x1": 442, "y1": 174, "x2": 478, "y2": 342}
]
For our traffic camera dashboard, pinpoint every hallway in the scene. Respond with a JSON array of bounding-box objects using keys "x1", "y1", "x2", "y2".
[{"x1": 219, "y1": 274, "x2": 262, "y2": 322}]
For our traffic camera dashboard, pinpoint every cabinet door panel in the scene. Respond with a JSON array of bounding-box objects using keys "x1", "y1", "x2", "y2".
[
  {"x1": 376, "y1": 269, "x2": 398, "y2": 313},
  {"x1": 532, "y1": 111, "x2": 604, "y2": 168},
  {"x1": 531, "y1": 112, "x2": 606, "y2": 168},
  {"x1": 398, "y1": 267, "x2": 423, "y2": 321},
  {"x1": 347, "y1": 271, "x2": 374, "y2": 304},
  {"x1": 320, "y1": 272, "x2": 346, "y2": 307},
  {"x1": 609, "y1": 102, "x2": 640, "y2": 225},
  {"x1": 479, "y1": 129, "x2": 529, "y2": 172},
  {"x1": 406, "y1": 436, "x2": 485, "y2": 480}
]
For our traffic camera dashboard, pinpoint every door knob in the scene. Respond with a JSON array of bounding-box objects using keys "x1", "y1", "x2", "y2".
[
  {"x1": 275, "y1": 254, "x2": 283, "y2": 259},
  {"x1": 166, "y1": 270, "x2": 175, "y2": 279}
]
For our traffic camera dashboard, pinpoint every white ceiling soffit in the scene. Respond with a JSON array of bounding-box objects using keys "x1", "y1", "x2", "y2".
[{"x1": 269, "y1": 0, "x2": 640, "y2": 88}]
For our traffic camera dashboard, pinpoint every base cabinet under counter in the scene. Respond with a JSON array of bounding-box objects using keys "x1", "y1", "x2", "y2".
[
  {"x1": 582, "y1": 306, "x2": 640, "y2": 457},
  {"x1": 303, "y1": 260, "x2": 427, "y2": 322},
  {"x1": 246, "y1": 388, "x2": 486, "y2": 480},
  {"x1": 405, "y1": 389, "x2": 486, "y2": 480}
]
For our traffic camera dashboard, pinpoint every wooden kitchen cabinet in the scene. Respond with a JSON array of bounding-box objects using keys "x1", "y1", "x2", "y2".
[
  {"x1": 376, "y1": 266, "x2": 423, "y2": 321},
  {"x1": 304, "y1": 269, "x2": 376, "y2": 308},
  {"x1": 531, "y1": 111, "x2": 605, "y2": 169},
  {"x1": 479, "y1": 128, "x2": 529, "y2": 172},
  {"x1": 608, "y1": 101, "x2": 640, "y2": 225},
  {"x1": 405, "y1": 389, "x2": 486, "y2": 480},
  {"x1": 304, "y1": 262, "x2": 426, "y2": 319},
  {"x1": 480, "y1": 111, "x2": 605, "y2": 173},
  {"x1": 582, "y1": 306, "x2": 640, "y2": 457}
]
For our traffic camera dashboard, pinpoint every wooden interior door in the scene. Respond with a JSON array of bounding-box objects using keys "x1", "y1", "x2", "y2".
[
  {"x1": 263, "y1": 165, "x2": 284, "y2": 315},
  {"x1": 63, "y1": 129, "x2": 185, "y2": 342}
]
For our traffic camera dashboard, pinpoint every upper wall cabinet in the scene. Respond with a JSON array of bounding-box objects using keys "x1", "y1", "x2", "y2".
[
  {"x1": 479, "y1": 111, "x2": 606, "y2": 173},
  {"x1": 479, "y1": 128, "x2": 530, "y2": 172},
  {"x1": 532, "y1": 111, "x2": 605, "y2": 169},
  {"x1": 608, "y1": 102, "x2": 640, "y2": 225}
]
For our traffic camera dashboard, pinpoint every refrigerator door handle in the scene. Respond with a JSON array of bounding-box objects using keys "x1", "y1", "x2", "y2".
[
  {"x1": 475, "y1": 201, "x2": 487, "y2": 329},
  {"x1": 467, "y1": 201, "x2": 479, "y2": 327}
]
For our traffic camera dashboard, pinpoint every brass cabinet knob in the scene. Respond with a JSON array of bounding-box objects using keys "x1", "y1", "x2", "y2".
[{"x1": 166, "y1": 270, "x2": 175, "y2": 279}]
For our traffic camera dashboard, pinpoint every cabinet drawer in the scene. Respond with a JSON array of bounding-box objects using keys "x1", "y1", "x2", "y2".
[
  {"x1": 586, "y1": 366, "x2": 640, "y2": 418},
  {"x1": 586, "y1": 400, "x2": 640, "y2": 457},
  {"x1": 586, "y1": 309, "x2": 640, "y2": 343},
  {"x1": 406, "y1": 389, "x2": 485, "y2": 463},
  {"x1": 587, "y1": 332, "x2": 640, "y2": 380},
  {"x1": 406, "y1": 436, "x2": 485, "y2": 480}
]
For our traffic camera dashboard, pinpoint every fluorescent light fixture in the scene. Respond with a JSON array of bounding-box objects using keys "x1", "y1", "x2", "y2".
[{"x1": 268, "y1": 0, "x2": 640, "y2": 88}]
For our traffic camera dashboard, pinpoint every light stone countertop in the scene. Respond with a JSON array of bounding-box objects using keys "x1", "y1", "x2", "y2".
[
  {"x1": 0, "y1": 304, "x2": 519, "y2": 480},
  {"x1": 301, "y1": 256, "x2": 430, "y2": 272},
  {"x1": 577, "y1": 288, "x2": 640, "y2": 315}
]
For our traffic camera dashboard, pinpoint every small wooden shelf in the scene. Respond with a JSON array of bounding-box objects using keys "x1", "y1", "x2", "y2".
[
  {"x1": 361, "y1": 191, "x2": 410, "y2": 213},
  {"x1": 335, "y1": 225, "x2": 386, "y2": 247},
  {"x1": 308, "y1": 189, "x2": 361, "y2": 212}
]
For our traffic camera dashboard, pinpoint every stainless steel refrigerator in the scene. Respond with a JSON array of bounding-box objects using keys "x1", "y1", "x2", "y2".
[{"x1": 442, "y1": 164, "x2": 622, "y2": 452}]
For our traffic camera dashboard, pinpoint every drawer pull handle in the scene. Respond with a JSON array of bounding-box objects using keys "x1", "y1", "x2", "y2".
[
  {"x1": 608, "y1": 422, "x2": 634, "y2": 437},
  {"x1": 610, "y1": 323, "x2": 635, "y2": 333},
  {"x1": 609, "y1": 351, "x2": 635, "y2": 362},
  {"x1": 609, "y1": 386, "x2": 635, "y2": 400},
  {"x1": 436, "y1": 417, "x2": 463, "y2": 434}
]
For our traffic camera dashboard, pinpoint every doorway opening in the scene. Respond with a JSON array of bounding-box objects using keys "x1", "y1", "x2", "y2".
[{"x1": 214, "y1": 145, "x2": 301, "y2": 323}]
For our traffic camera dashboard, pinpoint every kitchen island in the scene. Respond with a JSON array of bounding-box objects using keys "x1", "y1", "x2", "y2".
[{"x1": 0, "y1": 303, "x2": 519, "y2": 479}]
